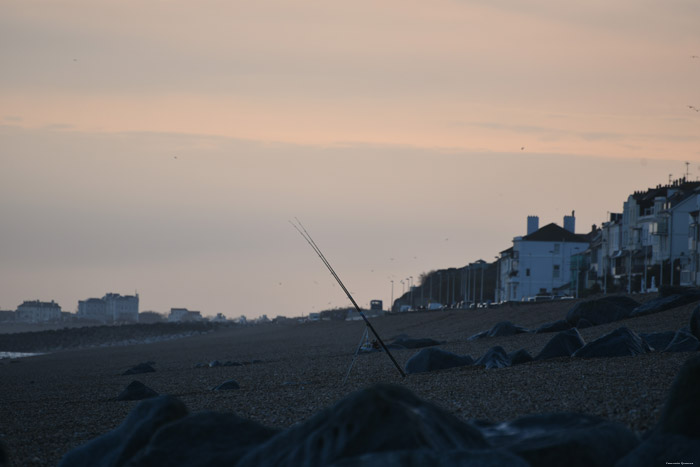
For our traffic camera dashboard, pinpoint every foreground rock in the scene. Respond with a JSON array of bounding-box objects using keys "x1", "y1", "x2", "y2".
[
  {"x1": 478, "y1": 412, "x2": 639, "y2": 467},
  {"x1": 405, "y1": 348, "x2": 473, "y2": 374},
  {"x1": 566, "y1": 296, "x2": 640, "y2": 327},
  {"x1": 327, "y1": 449, "x2": 528, "y2": 466},
  {"x1": 573, "y1": 327, "x2": 650, "y2": 359},
  {"x1": 60, "y1": 354, "x2": 700, "y2": 467},
  {"x1": 690, "y1": 304, "x2": 700, "y2": 340},
  {"x1": 616, "y1": 354, "x2": 700, "y2": 466},
  {"x1": 129, "y1": 412, "x2": 279, "y2": 466},
  {"x1": 59, "y1": 395, "x2": 188, "y2": 467},
  {"x1": 236, "y1": 384, "x2": 491, "y2": 466}
]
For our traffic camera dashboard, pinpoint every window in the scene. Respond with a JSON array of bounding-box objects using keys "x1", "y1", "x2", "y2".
[
  {"x1": 553, "y1": 264, "x2": 560, "y2": 278},
  {"x1": 553, "y1": 244, "x2": 560, "y2": 254},
  {"x1": 526, "y1": 268, "x2": 530, "y2": 277}
]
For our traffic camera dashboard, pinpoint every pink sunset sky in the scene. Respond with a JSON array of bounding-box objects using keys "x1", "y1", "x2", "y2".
[{"x1": 1, "y1": 1, "x2": 699, "y2": 318}]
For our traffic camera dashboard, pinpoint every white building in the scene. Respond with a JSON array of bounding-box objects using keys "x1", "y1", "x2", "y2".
[
  {"x1": 168, "y1": 308, "x2": 202, "y2": 322},
  {"x1": 78, "y1": 297, "x2": 109, "y2": 323},
  {"x1": 16, "y1": 300, "x2": 62, "y2": 323},
  {"x1": 603, "y1": 179, "x2": 700, "y2": 292},
  {"x1": 104, "y1": 293, "x2": 139, "y2": 323},
  {"x1": 499, "y1": 214, "x2": 590, "y2": 301}
]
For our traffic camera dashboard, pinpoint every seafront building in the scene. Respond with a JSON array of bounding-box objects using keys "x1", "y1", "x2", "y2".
[
  {"x1": 77, "y1": 293, "x2": 139, "y2": 323},
  {"x1": 168, "y1": 308, "x2": 202, "y2": 322},
  {"x1": 15, "y1": 300, "x2": 62, "y2": 323},
  {"x1": 497, "y1": 213, "x2": 591, "y2": 302}
]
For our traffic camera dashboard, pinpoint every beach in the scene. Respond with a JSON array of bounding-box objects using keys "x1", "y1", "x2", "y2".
[{"x1": 0, "y1": 296, "x2": 696, "y2": 466}]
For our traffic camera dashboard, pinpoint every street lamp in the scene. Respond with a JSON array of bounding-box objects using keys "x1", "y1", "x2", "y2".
[{"x1": 390, "y1": 280, "x2": 394, "y2": 311}]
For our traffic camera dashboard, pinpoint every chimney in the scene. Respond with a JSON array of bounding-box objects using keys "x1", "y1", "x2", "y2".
[
  {"x1": 563, "y1": 210, "x2": 575, "y2": 233},
  {"x1": 527, "y1": 216, "x2": 539, "y2": 235}
]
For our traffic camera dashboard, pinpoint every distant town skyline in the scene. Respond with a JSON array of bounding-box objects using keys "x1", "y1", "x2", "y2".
[{"x1": 1, "y1": 1, "x2": 698, "y2": 318}]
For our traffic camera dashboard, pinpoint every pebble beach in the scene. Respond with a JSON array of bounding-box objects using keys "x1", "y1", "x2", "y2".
[{"x1": 0, "y1": 296, "x2": 696, "y2": 466}]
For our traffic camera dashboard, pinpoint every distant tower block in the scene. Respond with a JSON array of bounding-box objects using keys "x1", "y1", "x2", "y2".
[
  {"x1": 527, "y1": 215, "x2": 539, "y2": 235},
  {"x1": 563, "y1": 210, "x2": 576, "y2": 233}
]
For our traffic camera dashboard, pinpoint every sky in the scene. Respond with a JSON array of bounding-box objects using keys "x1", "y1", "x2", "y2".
[{"x1": 1, "y1": 0, "x2": 699, "y2": 319}]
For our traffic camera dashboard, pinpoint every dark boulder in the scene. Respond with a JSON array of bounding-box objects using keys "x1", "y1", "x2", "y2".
[
  {"x1": 117, "y1": 381, "x2": 159, "y2": 401},
  {"x1": 122, "y1": 363, "x2": 156, "y2": 376},
  {"x1": 690, "y1": 304, "x2": 700, "y2": 340},
  {"x1": 235, "y1": 384, "x2": 489, "y2": 467},
  {"x1": 467, "y1": 330, "x2": 489, "y2": 341},
  {"x1": 327, "y1": 448, "x2": 529, "y2": 467},
  {"x1": 659, "y1": 285, "x2": 700, "y2": 298},
  {"x1": 657, "y1": 354, "x2": 700, "y2": 438},
  {"x1": 535, "y1": 328, "x2": 585, "y2": 361},
  {"x1": 632, "y1": 288, "x2": 700, "y2": 317},
  {"x1": 487, "y1": 321, "x2": 530, "y2": 337},
  {"x1": 405, "y1": 348, "x2": 473, "y2": 374},
  {"x1": 575, "y1": 318, "x2": 594, "y2": 329},
  {"x1": 663, "y1": 330, "x2": 700, "y2": 353},
  {"x1": 535, "y1": 319, "x2": 573, "y2": 334},
  {"x1": 508, "y1": 348, "x2": 534, "y2": 365},
  {"x1": 639, "y1": 331, "x2": 677, "y2": 352},
  {"x1": 128, "y1": 411, "x2": 279, "y2": 467},
  {"x1": 474, "y1": 346, "x2": 511, "y2": 369},
  {"x1": 479, "y1": 412, "x2": 639, "y2": 467},
  {"x1": 469, "y1": 321, "x2": 530, "y2": 340},
  {"x1": 617, "y1": 354, "x2": 700, "y2": 466},
  {"x1": 212, "y1": 380, "x2": 240, "y2": 391},
  {"x1": 573, "y1": 327, "x2": 651, "y2": 359},
  {"x1": 59, "y1": 395, "x2": 188, "y2": 467},
  {"x1": 566, "y1": 296, "x2": 640, "y2": 326},
  {"x1": 389, "y1": 337, "x2": 442, "y2": 349},
  {"x1": 615, "y1": 433, "x2": 700, "y2": 467}
]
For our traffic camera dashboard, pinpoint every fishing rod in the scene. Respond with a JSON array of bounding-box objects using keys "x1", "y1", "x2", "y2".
[{"x1": 291, "y1": 219, "x2": 406, "y2": 378}]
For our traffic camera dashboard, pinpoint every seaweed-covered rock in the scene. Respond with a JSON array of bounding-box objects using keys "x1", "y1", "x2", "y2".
[
  {"x1": 566, "y1": 296, "x2": 639, "y2": 326},
  {"x1": 405, "y1": 348, "x2": 473, "y2": 374},
  {"x1": 573, "y1": 327, "x2": 650, "y2": 359},
  {"x1": 536, "y1": 328, "x2": 585, "y2": 361}
]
